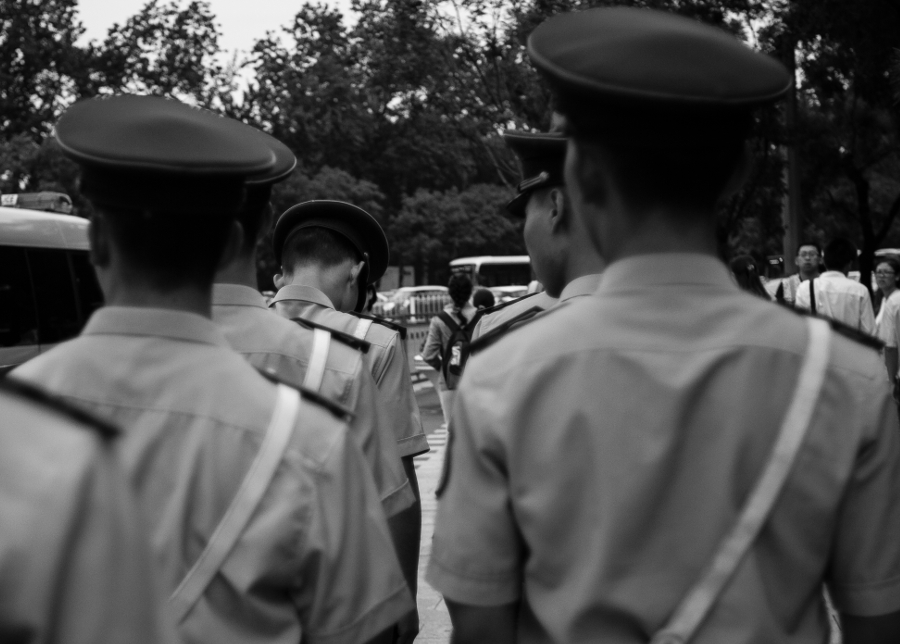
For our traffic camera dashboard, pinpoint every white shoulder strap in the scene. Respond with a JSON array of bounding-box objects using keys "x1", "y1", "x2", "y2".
[
  {"x1": 353, "y1": 317, "x2": 373, "y2": 341},
  {"x1": 168, "y1": 384, "x2": 301, "y2": 623},
  {"x1": 303, "y1": 328, "x2": 331, "y2": 393},
  {"x1": 650, "y1": 317, "x2": 831, "y2": 644}
]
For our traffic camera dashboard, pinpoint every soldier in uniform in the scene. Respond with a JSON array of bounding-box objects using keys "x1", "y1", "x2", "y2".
[
  {"x1": 211, "y1": 132, "x2": 419, "y2": 640},
  {"x1": 427, "y1": 8, "x2": 900, "y2": 643},
  {"x1": 268, "y1": 200, "x2": 430, "y2": 636},
  {"x1": 0, "y1": 379, "x2": 174, "y2": 644},
  {"x1": 13, "y1": 95, "x2": 412, "y2": 644},
  {"x1": 471, "y1": 130, "x2": 605, "y2": 342}
]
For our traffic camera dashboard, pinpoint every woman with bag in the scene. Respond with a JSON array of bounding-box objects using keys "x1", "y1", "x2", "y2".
[{"x1": 422, "y1": 274, "x2": 476, "y2": 426}]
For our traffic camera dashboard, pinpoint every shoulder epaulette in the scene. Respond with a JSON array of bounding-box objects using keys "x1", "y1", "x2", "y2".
[
  {"x1": 256, "y1": 367, "x2": 354, "y2": 422},
  {"x1": 290, "y1": 316, "x2": 371, "y2": 354},
  {"x1": 349, "y1": 311, "x2": 408, "y2": 339},
  {"x1": 467, "y1": 305, "x2": 546, "y2": 356},
  {"x1": 481, "y1": 291, "x2": 540, "y2": 317},
  {"x1": 0, "y1": 377, "x2": 119, "y2": 440},
  {"x1": 779, "y1": 305, "x2": 884, "y2": 351}
]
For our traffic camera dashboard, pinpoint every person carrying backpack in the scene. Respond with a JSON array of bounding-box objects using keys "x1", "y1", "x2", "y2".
[{"x1": 422, "y1": 274, "x2": 477, "y2": 425}]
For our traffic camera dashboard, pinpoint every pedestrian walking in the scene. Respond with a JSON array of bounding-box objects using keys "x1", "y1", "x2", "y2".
[
  {"x1": 421, "y1": 273, "x2": 477, "y2": 425},
  {"x1": 775, "y1": 242, "x2": 822, "y2": 306},
  {"x1": 13, "y1": 95, "x2": 412, "y2": 644},
  {"x1": 730, "y1": 255, "x2": 772, "y2": 300},
  {"x1": 427, "y1": 8, "x2": 900, "y2": 643},
  {"x1": 795, "y1": 238, "x2": 876, "y2": 334}
]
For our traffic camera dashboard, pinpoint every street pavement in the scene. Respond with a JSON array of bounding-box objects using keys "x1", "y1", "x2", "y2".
[{"x1": 413, "y1": 379, "x2": 452, "y2": 644}]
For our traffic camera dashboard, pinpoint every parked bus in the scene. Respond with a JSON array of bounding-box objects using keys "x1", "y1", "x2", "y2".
[{"x1": 449, "y1": 255, "x2": 532, "y2": 288}]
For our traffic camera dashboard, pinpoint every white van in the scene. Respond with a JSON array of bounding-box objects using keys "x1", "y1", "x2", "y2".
[
  {"x1": 0, "y1": 206, "x2": 103, "y2": 374},
  {"x1": 449, "y1": 255, "x2": 532, "y2": 288}
]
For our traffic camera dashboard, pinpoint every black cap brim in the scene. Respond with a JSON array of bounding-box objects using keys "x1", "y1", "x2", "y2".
[{"x1": 273, "y1": 200, "x2": 389, "y2": 283}]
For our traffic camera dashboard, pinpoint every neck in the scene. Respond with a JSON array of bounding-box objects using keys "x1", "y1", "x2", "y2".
[
  {"x1": 215, "y1": 251, "x2": 258, "y2": 290},
  {"x1": 282, "y1": 265, "x2": 345, "y2": 310},
  {"x1": 799, "y1": 267, "x2": 819, "y2": 279},
  {"x1": 101, "y1": 272, "x2": 212, "y2": 318},
  {"x1": 600, "y1": 203, "x2": 718, "y2": 264},
  {"x1": 561, "y1": 234, "x2": 607, "y2": 288}
]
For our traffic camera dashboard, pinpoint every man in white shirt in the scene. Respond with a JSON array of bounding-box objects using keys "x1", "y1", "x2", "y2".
[{"x1": 795, "y1": 237, "x2": 876, "y2": 335}]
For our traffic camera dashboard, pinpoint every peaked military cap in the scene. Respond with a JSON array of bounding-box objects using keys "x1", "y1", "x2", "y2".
[
  {"x1": 274, "y1": 200, "x2": 389, "y2": 283},
  {"x1": 529, "y1": 8, "x2": 791, "y2": 108},
  {"x1": 504, "y1": 131, "x2": 567, "y2": 218},
  {"x1": 241, "y1": 131, "x2": 297, "y2": 215},
  {"x1": 56, "y1": 95, "x2": 277, "y2": 215}
]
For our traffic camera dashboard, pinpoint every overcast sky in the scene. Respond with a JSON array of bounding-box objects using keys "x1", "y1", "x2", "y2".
[{"x1": 77, "y1": 0, "x2": 355, "y2": 55}]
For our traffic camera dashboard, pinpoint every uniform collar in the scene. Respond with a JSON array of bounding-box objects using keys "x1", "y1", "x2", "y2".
[
  {"x1": 82, "y1": 306, "x2": 230, "y2": 347},
  {"x1": 212, "y1": 283, "x2": 267, "y2": 309},
  {"x1": 270, "y1": 284, "x2": 335, "y2": 310},
  {"x1": 819, "y1": 270, "x2": 846, "y2": 279},
  {"x1": 596, "y1": 253, "x2": 736, "y2": 294},
  {"x1": 558, "y1": 273, "x2": 602, "y2": 302}
]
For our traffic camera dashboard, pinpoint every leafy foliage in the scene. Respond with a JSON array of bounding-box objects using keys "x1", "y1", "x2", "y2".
[{"x1": 4, "y1": 0, "x2": 900, "y2": 286}]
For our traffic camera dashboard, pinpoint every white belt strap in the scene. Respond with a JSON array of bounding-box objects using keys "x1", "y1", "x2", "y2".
[
  {"x1": 650, "y1": 317, "x2": 831, "y2": 644},
  {"x1": 353, "y1": 317, "x2": 373, "y2": 341},
  {"x1": 303, "y1": 328, "x2": 331, "y2": 392},
  {"x1": 168, "y1": 384, "x2": 301, "y2": 623}
]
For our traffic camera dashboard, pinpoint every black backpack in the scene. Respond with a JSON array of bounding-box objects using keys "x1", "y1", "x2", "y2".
[{"x1": 437, "y1": 311, "x2": 477, "y2": 390}]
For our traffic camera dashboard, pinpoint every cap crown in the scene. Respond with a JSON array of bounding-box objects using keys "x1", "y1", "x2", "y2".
[
  {"x1": 57, "y1": 95, "x2": 275, "y2": 175},
  {"x1": 528, "y1": 7, "x2": 791, "y2": 108}
]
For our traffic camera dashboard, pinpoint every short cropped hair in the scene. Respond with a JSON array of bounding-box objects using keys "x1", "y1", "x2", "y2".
[
  {"x1": 448, "y1": 274, "x2": 473, "y2": 308},
  {"x1": 282, "y1": 226, "x2": 362, "y2": 273},
  {"x1": 563, "y1": 102, "x2": 750, "y2": 212},
  {"x1": 472, "y1": 288, "x2": 495, "y2": 309},
  {"x1": 100, "y1": 207, "x2": 232, "y2": 290},
  {"x1": 824, "y1": 238, "x2": 857, "y2": 271}
]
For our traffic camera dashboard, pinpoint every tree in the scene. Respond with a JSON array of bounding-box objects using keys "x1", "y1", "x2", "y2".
[
  {"x1": 0, "y1": 0, "x2": 93, "y2": 139},
  {"x1": 390, "y1": 183, "x2": 525, "y2": 283},
  {"x1": 95, "y1": 0, "x2": 227, "y2": 104}
]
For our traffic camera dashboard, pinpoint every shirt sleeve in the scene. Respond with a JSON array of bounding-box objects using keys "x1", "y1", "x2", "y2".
[
  {"x1": 860, "y1": 291, "x2": 876, "y2": 335},
  {"x1": 48, "y1": 442, "x2": 177, "y2": 644},
  {"x1": 373, "y1": 333, "x2": 429, "y2": 458},
  {"x1": 795, "y1": 279, "x2": 811, "y2": 311},
  {"x1": 296, "y1": 430, "x2": 414, "y2": 644},
  {"x1": 421, "y1": 318, "x2": 445, "y2": 371},
  {"x1": 879, "y1": 299, "x2": 898, "y2": 348},
  {"x1": 826, "y1": 386, "x2": 900, "y2": 617},
  {"x1": 425, "y1": 375, "x2": 524, "y2": 606},
  {"x1": 348, "y1": 367, "x2": 415, "y2": 517}
]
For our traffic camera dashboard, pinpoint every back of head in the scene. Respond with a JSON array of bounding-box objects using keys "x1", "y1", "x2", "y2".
[
  {"x1": 527, "y1": 8, "x2": 791, "y2": 215},
  {"x1": 729, "y1": 255, "x2": 769, "y2": 299},
  {"x1": 54, "y1": 95, "x2": 280, "y2": 292},
  {"x1": 282, "y1": 226, "x2": 362, "y2": 275},
  {"x1": 472, "y1": 288, "x2": 495, "y2": 309},
  {"x1": 448, "y1": 274, "x2": 473, "y2": 309},
  {"x1": 824, "y1": 238, "x2": 857, "y2": 272}
]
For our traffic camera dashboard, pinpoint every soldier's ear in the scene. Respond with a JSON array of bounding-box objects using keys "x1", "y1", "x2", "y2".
[
  {"x1": 548, "y1": 187, "x2": 567, "y2": 232},
  {"x1": 348, "y1": 260, "x2": 365, "y2": 284},
  {"x1": 88, "y1": 214, "x2": 110, "y2": 268},
  {"x1": 273, "y1": 273, "x2": 285, "y2": 289}
]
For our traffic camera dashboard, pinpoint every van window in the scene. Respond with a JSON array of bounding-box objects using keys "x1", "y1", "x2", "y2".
[
  {"x1": 0, "y1": 246, "x2": 39, "y2": 347},
  {"x1": 27, "y1": 248, "x2": 82, "y2": 344}
]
